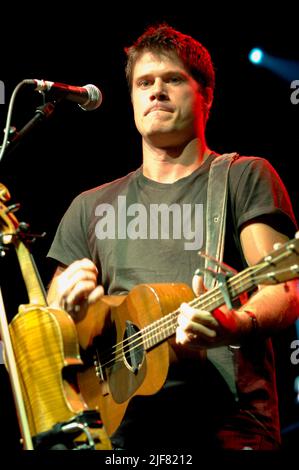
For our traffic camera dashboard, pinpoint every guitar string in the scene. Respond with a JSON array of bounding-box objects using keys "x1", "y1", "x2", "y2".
[
  {"x1": 96, "y1": 264, "x2": 261, "y2": 369},
  {"x1": 112, "y1": 249, "x2": 295, "y2": 359},
  {"x1": 98, "y1": 264, "x2": 295, "y2": 372},
  {"x1": 98, "y1": 267, "x2": 291, "y2": 371},
  {"x1": 100, "y1": 267, "x2": 287, "y2": 371},
  {"x1": 97, "y1": 258, "x2": 294, "y2": 370},
  {"x1": 99, "y1": 280, "x2": 256, "y2": 369},
  {"x1": 98, "y1": 263, "x2": 295, "y2": 371}
]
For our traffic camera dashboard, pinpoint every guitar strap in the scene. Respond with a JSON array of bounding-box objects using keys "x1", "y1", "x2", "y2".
[{"x1": 204, "y1": 152, "x2": 239, "y2": 398}]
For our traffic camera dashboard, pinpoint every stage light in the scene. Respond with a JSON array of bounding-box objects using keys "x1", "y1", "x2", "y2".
[
  {"x1": 249, "y1": 48, "x2": 264, "y2": 65},
  {"x1": 248, "y1": 47, "x2": 299, "y2": 81}
]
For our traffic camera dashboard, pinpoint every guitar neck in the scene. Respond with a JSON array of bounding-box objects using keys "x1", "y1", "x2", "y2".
[
  {"x1": 15, "y1": 240, "x2": 47, "y2": 306},
  {"x1": 141, "y1": 264, "x2": 259, "y2": 350}
]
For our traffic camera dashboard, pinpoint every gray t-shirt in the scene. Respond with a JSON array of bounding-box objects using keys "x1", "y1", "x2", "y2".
[
  {"x1": 47, "y1": 154, "x2": 297, "y2": 449},
  {"x1": 48, "y1": 154, "x2": 296, "y2": 293}
]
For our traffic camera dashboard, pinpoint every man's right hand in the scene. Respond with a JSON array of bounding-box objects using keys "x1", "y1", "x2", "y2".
[{"x1": 47, "y1": 258, "x2": 104, "y2": 315}]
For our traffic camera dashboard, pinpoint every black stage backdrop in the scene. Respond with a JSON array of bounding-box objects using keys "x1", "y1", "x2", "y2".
[{"x1": 0, "y1": 5, "x2": 298, "y2": 453}]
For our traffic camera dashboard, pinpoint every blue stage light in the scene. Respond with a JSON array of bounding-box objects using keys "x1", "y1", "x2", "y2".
[{"x1": 249, "y1": 48, "x2": 264, "y2": 65}]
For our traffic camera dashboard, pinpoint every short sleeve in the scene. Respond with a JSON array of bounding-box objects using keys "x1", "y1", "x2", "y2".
[
  {"x1": 47, "y1": 194, "x2": 92, "y2": 266},
  {"x1": 229, "y1": 157, "x2": 297, "y2": 237}
]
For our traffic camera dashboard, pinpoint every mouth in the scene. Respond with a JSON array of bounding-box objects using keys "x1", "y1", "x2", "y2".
[{"x1": 145, "y1": 104, "x2": 174, "y2": 116}]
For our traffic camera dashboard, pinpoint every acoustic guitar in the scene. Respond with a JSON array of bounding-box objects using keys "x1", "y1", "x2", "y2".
[
  {"x1": 0, "y1": 183, "x2": 111, "y2": 450},
  {"x1": 74, "y1": 233, "x2": 299, "y2": 436}
]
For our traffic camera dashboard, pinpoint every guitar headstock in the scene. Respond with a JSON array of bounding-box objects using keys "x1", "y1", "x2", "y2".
[
  {"x1": 254, "y1": 233, "x2": 299, "y2": 285},
  {"x1": 0, "y1": 183, "x2": 20, "y2": 248}
]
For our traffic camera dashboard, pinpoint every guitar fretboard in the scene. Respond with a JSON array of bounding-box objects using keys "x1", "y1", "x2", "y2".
[{"x1": 141, "y1": 264, "x2": 258, "y2": 350}]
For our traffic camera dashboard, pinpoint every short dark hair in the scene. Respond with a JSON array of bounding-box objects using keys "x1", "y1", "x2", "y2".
[{"x1": 125, "y1": 23, "x2": 215, "y2": 100}]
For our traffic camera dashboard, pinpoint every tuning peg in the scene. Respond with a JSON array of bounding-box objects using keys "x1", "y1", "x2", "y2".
[
  {"x1": 0, "y1": 183, "x2": 11, "y2": 202},
  {"x1": 16, "y1": 222, "x2": 46, "y2": 244},
  {"x1": 273, "y1": 242, "x2": 283, "y2": 250},
  {"x1": 18, "y1": 221, "x2": 30, "y2": 231},
  {"x1": 0, "y1": 240, "x2": 9, "y2": 257},
  {"x1": 0, "y1": 247, "x2": 7, "y2": 257},
  {"x1": 5, "y1": 203, "x2": 21, "y2": 214}
]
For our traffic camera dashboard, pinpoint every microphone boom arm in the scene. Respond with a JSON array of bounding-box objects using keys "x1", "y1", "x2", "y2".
[{"x1": 1, "y1": 102, "x2": 55, "y2": 158}]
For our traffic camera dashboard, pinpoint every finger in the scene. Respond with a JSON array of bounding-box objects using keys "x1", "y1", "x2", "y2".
[
  {"x1": 67, "y1": 261, "x2": 98, "y2": 278},
  {"x1": 179, "y1": 303, "x2": 219, "y2": 328},
  {"x1": 63, "y1": 259, "x2": 98, "y2": 280},
  {"x1": 56, "y1": 260, "x2": 98, "y2": 302},
  {"x1": 192, "y1": 274, "x2": 206, "y2": 296},
  {"x1": 177, "y1": 311, "x2": 217, "y2": 339},
  {"x1": 64, "y1": 280, "x2": 97, "y2": 309},
  {"x1": 177, "y1": 322, "x2": 217, "y2": 340},
  {"x1": 87, "y1": 285, "x2": 105, "y2": 304},
  {"x1": 60, "y1": 269, "x2": 98, "y2": 298},
  {"x1": 176, "y1": 325, "x2": 216, "y2": 346},
  {"x1": 179, "y1": 302, "x2": 197, "y2": 321},
  {"x1": 176, "y1": 327, "x2": 188, "y2": 344},
  {"x1": 65, "y1": 285, "x2": 104, "y2": 316}
]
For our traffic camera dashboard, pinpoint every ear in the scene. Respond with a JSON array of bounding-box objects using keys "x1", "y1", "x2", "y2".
[{"x1": 204, "y1": 86, "x2": 214, "y2": 110}]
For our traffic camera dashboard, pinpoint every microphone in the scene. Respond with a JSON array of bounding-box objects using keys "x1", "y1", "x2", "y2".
[{"x1": 26, "y1": 79, "x2": 102, "y2": 111}]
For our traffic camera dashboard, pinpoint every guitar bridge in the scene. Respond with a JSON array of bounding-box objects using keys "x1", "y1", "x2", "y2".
[{"x1": 94, "y1": 357, "x2": 110, "y2": 396}]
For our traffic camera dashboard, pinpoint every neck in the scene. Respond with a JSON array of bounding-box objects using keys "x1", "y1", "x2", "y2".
[{"x1": 142, "y1": 138, "x2": 211, "y2": 183}]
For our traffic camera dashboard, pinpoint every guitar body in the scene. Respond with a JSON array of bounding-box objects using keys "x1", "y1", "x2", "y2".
[
  {"x1": 76, "y1": 283, "x2": 195, "y2": 436},
  {"x1": 9, "y1": 305, "x2": 112, "y2": 449}
]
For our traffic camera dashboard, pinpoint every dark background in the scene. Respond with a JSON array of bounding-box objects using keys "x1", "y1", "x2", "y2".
[{"x1": 0, "y1": 4, "x2": 298, "y2": 450}]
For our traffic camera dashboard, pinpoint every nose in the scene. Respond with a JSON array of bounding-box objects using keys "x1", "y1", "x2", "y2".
[{"x1": 150, "y1": 78, "x2": 168, "y2": 101}]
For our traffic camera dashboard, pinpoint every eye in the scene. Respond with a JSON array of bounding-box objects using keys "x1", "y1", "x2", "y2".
[
  {"x1": 137, "y1": 79, "x2": 152, "y2": 89},
  {"x1": 167, "y1": 75, "x2": 184, "y2": 84}
]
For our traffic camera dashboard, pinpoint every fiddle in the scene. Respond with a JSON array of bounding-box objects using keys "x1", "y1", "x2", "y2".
[{"x1": 0, "y1": 183, "x2": 111, "y2": 450}]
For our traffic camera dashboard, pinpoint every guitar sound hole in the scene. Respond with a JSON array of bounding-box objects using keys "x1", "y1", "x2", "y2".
[{"x1": 123, "y1": 321, "x2": 144, "y2": 374}]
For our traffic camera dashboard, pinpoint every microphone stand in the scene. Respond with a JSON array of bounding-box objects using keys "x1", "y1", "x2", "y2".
[
  {"x1": 0, "y1": 96, "x2": 56, "y2": 450},
  {"x1": 1, "y1": 101, "x2": 55, "y2": 159},
  {"x1": 0, "y1": 287, "x2": 33, "y2": 449}
]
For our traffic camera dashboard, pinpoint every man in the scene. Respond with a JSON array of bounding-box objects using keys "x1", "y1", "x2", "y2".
[{"x1": 47, "y1": 24, "x2": 299, "y2": 449}]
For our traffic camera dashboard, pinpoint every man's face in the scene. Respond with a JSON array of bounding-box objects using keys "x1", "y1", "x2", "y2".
[{"x1": 131, "y1": 51, "x2": 206, "y2": 148}]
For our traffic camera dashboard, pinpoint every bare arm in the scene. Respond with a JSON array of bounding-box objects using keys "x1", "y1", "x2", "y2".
[
  {"x1": 177, "y1": 223, "x2": 299, "y2": 348},
  {"x1": 237, "y1": 222, "x2": 299, "y2": 332}
]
